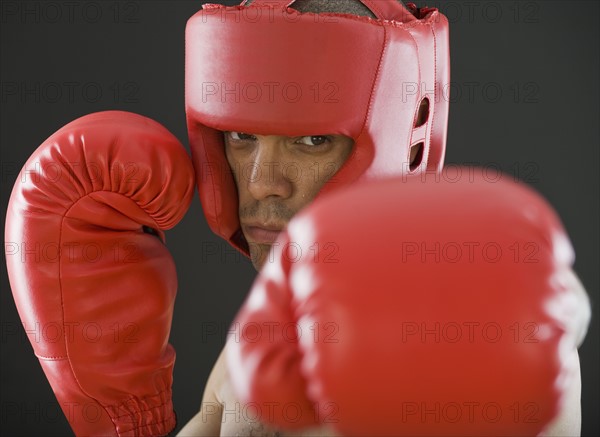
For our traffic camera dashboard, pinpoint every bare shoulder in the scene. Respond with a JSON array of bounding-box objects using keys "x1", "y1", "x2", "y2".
[
  {"x1": 207, "y1": 347, "x2": 229, "y2": 404},
  {"x1": 539, "y1": 350, "x2": 582, "y2": 437},
  {"x1": 176, "y1": 348, "x2": 227, "y2": 436}
]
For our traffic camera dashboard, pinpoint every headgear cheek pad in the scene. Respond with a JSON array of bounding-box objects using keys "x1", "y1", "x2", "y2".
[{"x1": 185, "y1": 0, "x2": 450, "y2": 254}]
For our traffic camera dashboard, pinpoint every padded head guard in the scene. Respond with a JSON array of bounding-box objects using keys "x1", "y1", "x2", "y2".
[{"x1": 186, "y1": 0, "x2": 450, "y2": 254}]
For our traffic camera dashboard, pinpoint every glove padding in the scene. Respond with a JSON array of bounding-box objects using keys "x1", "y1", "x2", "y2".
[
  {"x1": 227, "y1": 172, "x2": 591, "y2": 436},
  {"x1": 5, "y1": 111, "x2": 195, "y2": 436}
]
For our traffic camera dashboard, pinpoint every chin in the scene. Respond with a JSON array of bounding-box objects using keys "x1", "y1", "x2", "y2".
[{"x1": 249, "y1": 244, "x2": 272, "y2": 271}]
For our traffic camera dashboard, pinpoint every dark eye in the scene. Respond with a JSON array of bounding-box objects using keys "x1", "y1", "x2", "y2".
[
  {"x1": 297, "y1": 136, "x2": 329, "y2": 146},
  {"x1": 229, "y1": 132, "x2": 256, "y2": 141}
]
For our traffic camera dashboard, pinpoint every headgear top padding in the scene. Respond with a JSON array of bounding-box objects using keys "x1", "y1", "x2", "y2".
[{"x1": 186, "y1": 0, "x2": 450, "y2": 254}]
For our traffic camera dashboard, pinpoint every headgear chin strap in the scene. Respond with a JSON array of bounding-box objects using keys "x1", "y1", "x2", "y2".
[{"x1": 186, "y1": 0, "x2": 450, "y2": 254}]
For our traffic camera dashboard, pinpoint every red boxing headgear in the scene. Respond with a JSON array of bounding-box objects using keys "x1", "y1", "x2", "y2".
[{"x1": 186, "y1": 0, "x2": 450, "y2": 254}]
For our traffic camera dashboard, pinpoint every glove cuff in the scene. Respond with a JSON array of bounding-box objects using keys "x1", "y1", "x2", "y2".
[{"x1": 108, "y1": 388, "x2": 176, "y2": 437}]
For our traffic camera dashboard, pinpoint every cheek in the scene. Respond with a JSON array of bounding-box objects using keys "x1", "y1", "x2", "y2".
[
  {"x1": 224, "y1": 147, "x2": 239, "y2": 179},
  {"x1": 312, "y1": 147, "x2": 353, "y2": 187},
  {"x1": 224, "y1": 148, "x2": 248, "y2": 198},
  {"x1": 297, "y1": 145, "x2": 353, "y2": 204},
  {"x1": 293, "y1": 159, "x2": 343, "y2": 204}
]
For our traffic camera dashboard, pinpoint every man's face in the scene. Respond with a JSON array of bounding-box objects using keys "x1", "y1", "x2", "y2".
[{"x1": 224, "y1": 132, "x2": 354, "y2": 270}]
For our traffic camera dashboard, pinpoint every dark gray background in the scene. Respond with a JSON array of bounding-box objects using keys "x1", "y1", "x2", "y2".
[{"x1": 1, "y1": 0, "x2": 598, "y2": 435}]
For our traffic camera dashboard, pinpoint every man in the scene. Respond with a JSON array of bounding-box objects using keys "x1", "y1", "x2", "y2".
[
  {"x1": 179, "y1": 1, "x2": 585, "y2": 436},
  {"x1": 181, "y1": 1, "x2": 448, "y2": 435},
  {"x1": 180, "y1": 0, "x2": 446, "y2": 433},
  {"x1": 177, "y1": 128, "x2": 354, "y2": 435},
  {"x1": 0, "y1": 2, "x2": 588, "y2": 434}
]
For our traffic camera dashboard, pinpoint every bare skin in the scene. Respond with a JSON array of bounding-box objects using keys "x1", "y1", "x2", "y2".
[
  {"x1": 223, "y1": 132, "x2": 354, "y2": 270},
  {"x1": 177, "y1": 134, "x2": 588, "y2": 436}
]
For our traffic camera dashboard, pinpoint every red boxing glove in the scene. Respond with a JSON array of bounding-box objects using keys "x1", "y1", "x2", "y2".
[
  {"x1": 5, "y1": 111, "x2": 195, "y2": 436},
  {"x1": 227, "y1": 172, "x2": 590, "y2": 436}
]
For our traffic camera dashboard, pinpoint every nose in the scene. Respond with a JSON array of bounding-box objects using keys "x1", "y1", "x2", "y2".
[{"x1": 246, "y1": 136, "x2": 293, "y2": 201}]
